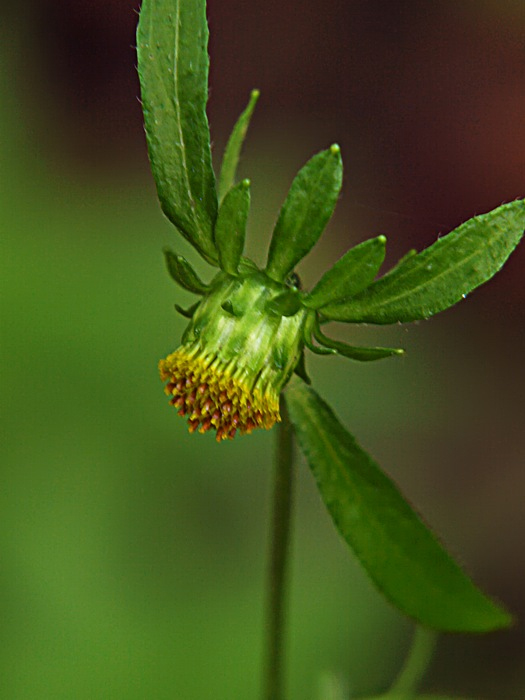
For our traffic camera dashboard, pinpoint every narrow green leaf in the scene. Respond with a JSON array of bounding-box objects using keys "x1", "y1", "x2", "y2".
[
  {"x1": 303, "y1": 336, "x2": 336, "y2": 356},
  {"x1": 302, "y1": 313, "x2": 336, "y2": 355},
  {"x1": 312, "y1": 321, "x2": 404, "y2": 362},
  {"x1": 218, "y1": 89, "x2": 260, "y2": 201},
  {"x1": 137, "y1": 0, "x2": 218, "y2": 263},
  {"x1": 164, "y1": 248, "x2": 209, "y2": 294},
  {"x1": 321, "y1": 201, "x2": 524, "y2": 324},
  {"x1": 265, "y1": 145, "x2": 343, "y2": 282},
  {"x1": 174, "y1": 301, "x2": 199, "y2": 318},
  {"x1": 266, "y1": 290, "x2": 303, "y2": 317},
  {"x1": 304, "y1": 235, "x2": 386, "y2": 309},
  {"x1": 285, "y1": 379, "x2": 512, "y2": 632},
  {"x1": 214, "y1": 179, "x2": 251, "y2": 275}
]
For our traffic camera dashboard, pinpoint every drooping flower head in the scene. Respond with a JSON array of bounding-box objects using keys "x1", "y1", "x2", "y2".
[
  {"x1": 137, "y1": 7, "x2": 524, "y2": 447},
  {"x1": 156, "y1": 138, "x2": 406, "y2": 441},
  {"x1": 159, "y1": 270, "x2": 307, "y2": 441}
]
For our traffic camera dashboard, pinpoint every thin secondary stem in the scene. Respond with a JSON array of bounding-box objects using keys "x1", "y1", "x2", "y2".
[
  {"x1": 386, "y1": 626, "x2": 437, "y2": 698},
  {"x1": 263, "y1": 396, "x2": 296, "y2": 700}
]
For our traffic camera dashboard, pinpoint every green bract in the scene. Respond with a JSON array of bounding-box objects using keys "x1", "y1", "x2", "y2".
[
  {"x1": 218, "y1": 89, "x2": 259, "y2": 201},
  {"x1": 265, "y1": 144, "x2": 343, "y2": 282},
  {"x1": 215, "y1": 179, "x2": 251, "y2": 275},
  {"x1": 137, "y1": 0, "x2": 524, "y2": 634},
  {"x1": 303, "y1": 234, "x2": 386, "y2": 309},
  {"x1": 164, "y1": 248, "x2": 210, "y2": 294}
]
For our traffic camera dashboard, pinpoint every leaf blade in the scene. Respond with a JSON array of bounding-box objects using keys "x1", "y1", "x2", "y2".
[
  {"x1": 285, "y1": 379, "x2": 512, "y2": 632},
  {"x1": 137, "y1": 0, "x2": 218, "y2": 262},
  {"x1": 313, "y1": 327, "x2": 404, "y2": 361},
  {"x1": 321, "y1": 201, "x2": 525, "y2": 324},
  {"x1": 265, "y1": 145, "x2": 343, "y2": 282},
  {"x1": 215, "y1": 179, "x2": 251, "y2": 275},
  {"x1": 218, "y1": 89, "x2": 259, "y2": 202},
  {"x1": 304, "y1": 235, "x2": 386, "y2": 309}
]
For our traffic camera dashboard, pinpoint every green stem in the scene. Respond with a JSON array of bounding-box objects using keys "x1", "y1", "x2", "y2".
[
  {"x1": 386, "y1": 626, "x2": 437, "y2": 698},
  {"x1": 263, "y1": 396, "x2": 296, "y2": 700}
]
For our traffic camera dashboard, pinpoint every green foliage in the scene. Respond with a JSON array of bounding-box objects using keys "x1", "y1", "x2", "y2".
[
  {"x1": 304, "y1": 235, "x2": 386, "y2": 309},
  {"x1": 302, "y1": 317, "x2": 336, "y2": 355},
  {"x1": 163, "y1": 248, "x2": 209, "y2": 294},
  {"x1": 265, "y1": 145, "x2": 343, "y2": 282},
  {"x1": 137, "y1": 0, "x2": 218, "y2": 263},
  {"x1": 285, "y1": 378, "x2": 512, "y2": 633},
  {"x1": 136, "y1": 0, "x2": 523, "y2": 690},
  {"x1": 312, "y1": 319, "x2": 404, "y2": 362},
  {"x1": 218, "y1": 89, "x2": 260, "y2": 201},
  {"x1": 214, "y1": 179, "x2": 251, "y2": 275},
  {"x1": 301, "y1": 312, "x2": 403, "y2": 361},
  {"x1": 321, "y1": 201, "x2": 525, "y2": 324}
]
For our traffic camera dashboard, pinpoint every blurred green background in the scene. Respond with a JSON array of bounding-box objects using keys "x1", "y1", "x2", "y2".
[{"x1": 2, "y1": 1, "x2": 524, "y2": 698}]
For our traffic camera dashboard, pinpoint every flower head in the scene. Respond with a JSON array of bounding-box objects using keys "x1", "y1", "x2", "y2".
[{"x1": 160, "y1": 272, "x2": 307, "y2": 441}]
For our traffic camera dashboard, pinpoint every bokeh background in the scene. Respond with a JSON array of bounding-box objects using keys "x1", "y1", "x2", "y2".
[{"x1": 2, "y1": 1, "x2": 524, "y2": 698}]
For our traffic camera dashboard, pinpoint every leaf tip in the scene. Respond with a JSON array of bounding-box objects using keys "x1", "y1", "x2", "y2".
[
  {"x1": 241, "y1": 178, "x2": 251, "y2": 189},
  {"x1": 377, "y1": 234, "x2": 387, "y2": 245},
  {"x1": 250, "y1": 88, "x2": 260, "y2": 100},
  {"x1": 472, "y1": 603, "x2": 515, "y2": 633},
  {"x1": 330, "y1": 143, "x2": 341, "y2": 156},
  {"x1": 499, "y1": 608, "x2": 515, "y2": 630}
]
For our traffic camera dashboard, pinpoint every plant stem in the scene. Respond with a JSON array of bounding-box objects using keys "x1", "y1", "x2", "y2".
[
  {"x1": 263, "y1": 396, "x2": 296, "y2": 700},
  {"x1": 386, "y1": 626, "x2": 437, "y2": 698}
]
